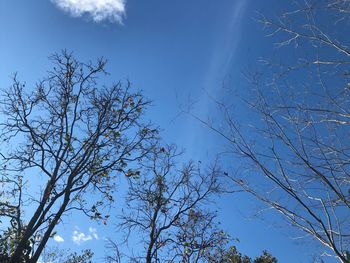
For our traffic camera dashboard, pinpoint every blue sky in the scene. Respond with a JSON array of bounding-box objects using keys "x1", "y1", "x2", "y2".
[{"x1": 0, "y1": 0, "x2": 332, "y2": 262}]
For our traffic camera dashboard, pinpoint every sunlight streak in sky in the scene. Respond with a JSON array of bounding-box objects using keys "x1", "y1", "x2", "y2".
[
  {"x1": 203, "y1": 0, "x2": 247, "y2": 104},
  {"x1": 183, "y1": 0, "x2": 248, "y2": 158}
]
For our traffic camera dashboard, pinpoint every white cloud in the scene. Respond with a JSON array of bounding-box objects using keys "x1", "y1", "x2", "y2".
[
  {"x1": 89, "y1": 227, "x2": 99, "y2": 240},
  {"x1": 53, "y1": 234, "x2": 64, "y2": 243},
  {"x1": 72, "y1": 227, "x2": 99, "y2": 245},
  {"x1": 72, "y1": 230, "x2": 92, "y2": 245},
  {"x1": 52, "y1": 0, "x2": 126, "y2": 24}
]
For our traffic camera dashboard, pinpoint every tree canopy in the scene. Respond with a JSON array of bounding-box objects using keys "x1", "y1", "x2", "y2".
[{"x1": 0, "y1": 50, "x2": 158, "y2": 262}]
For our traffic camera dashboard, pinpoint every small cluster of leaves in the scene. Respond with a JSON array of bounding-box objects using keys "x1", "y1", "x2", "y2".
[
  {"x1": 205, "y1": 245, "x2": 277, "y2": 263},
  {"x1": 41, "y1": 247, "x2": 93, "y2": 263}
]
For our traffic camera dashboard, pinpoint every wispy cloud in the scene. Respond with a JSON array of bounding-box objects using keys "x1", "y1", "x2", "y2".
[
  {"x1": 72, "y1": 227, "x2": 99, "y2": 245},
  {"x1": 89, "y1": 227, "x2": 99, "y2": 240},
  {"x1": 53, "y1": 234, "x2": 64, "y2": 243},
  {"x1": 51, "y1": 0, "x2": 126, "y2": 24},
  {"x1": 181, "y1": 0, "x2": 248, "y2": 158}
]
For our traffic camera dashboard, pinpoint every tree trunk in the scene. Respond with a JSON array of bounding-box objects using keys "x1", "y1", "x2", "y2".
[
  {"x1": 30, "y1": 193, "x2": 70, "y2": 263},
  {"x1": 10, "y1": 180, "x2": 53, "y2": 263}
]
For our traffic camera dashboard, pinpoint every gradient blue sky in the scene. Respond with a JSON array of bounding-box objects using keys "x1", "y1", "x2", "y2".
[{"x1": 0, "y1": 1, "x2": 331, "y2": 262}]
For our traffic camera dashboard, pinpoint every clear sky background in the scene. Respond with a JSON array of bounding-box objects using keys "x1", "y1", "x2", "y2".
[{"x1": 0, "y1": 1, "x2": 333, "y2": 262}]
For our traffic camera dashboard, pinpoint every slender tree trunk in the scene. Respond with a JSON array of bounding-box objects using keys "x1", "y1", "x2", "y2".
[
  {"x1": 10, "y1": 180, "x2": 53, "y2": 263},
  {"x1": 30, "y1": 193, "x2": 70, "y2": 263},
  {"x1": 146, "y1": 204, "x2": 161, "y2": 263},
  {"x1": 146, "y1": 237, "x2": 155, "y2": 263}
]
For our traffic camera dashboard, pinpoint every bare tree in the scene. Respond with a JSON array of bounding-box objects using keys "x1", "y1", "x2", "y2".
[
  {"x1": 112, "y1": 144, "x2": 228, "y2": 263},
  {"x1": 0, "y1": 50, "x2": 158, "y2": 262},
  {"x1": 105, "y1": 239, "x2": 122, "y2": 263},
  {"x1": 199, "y1": 1, "x2": 350, "y2": 262}
]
